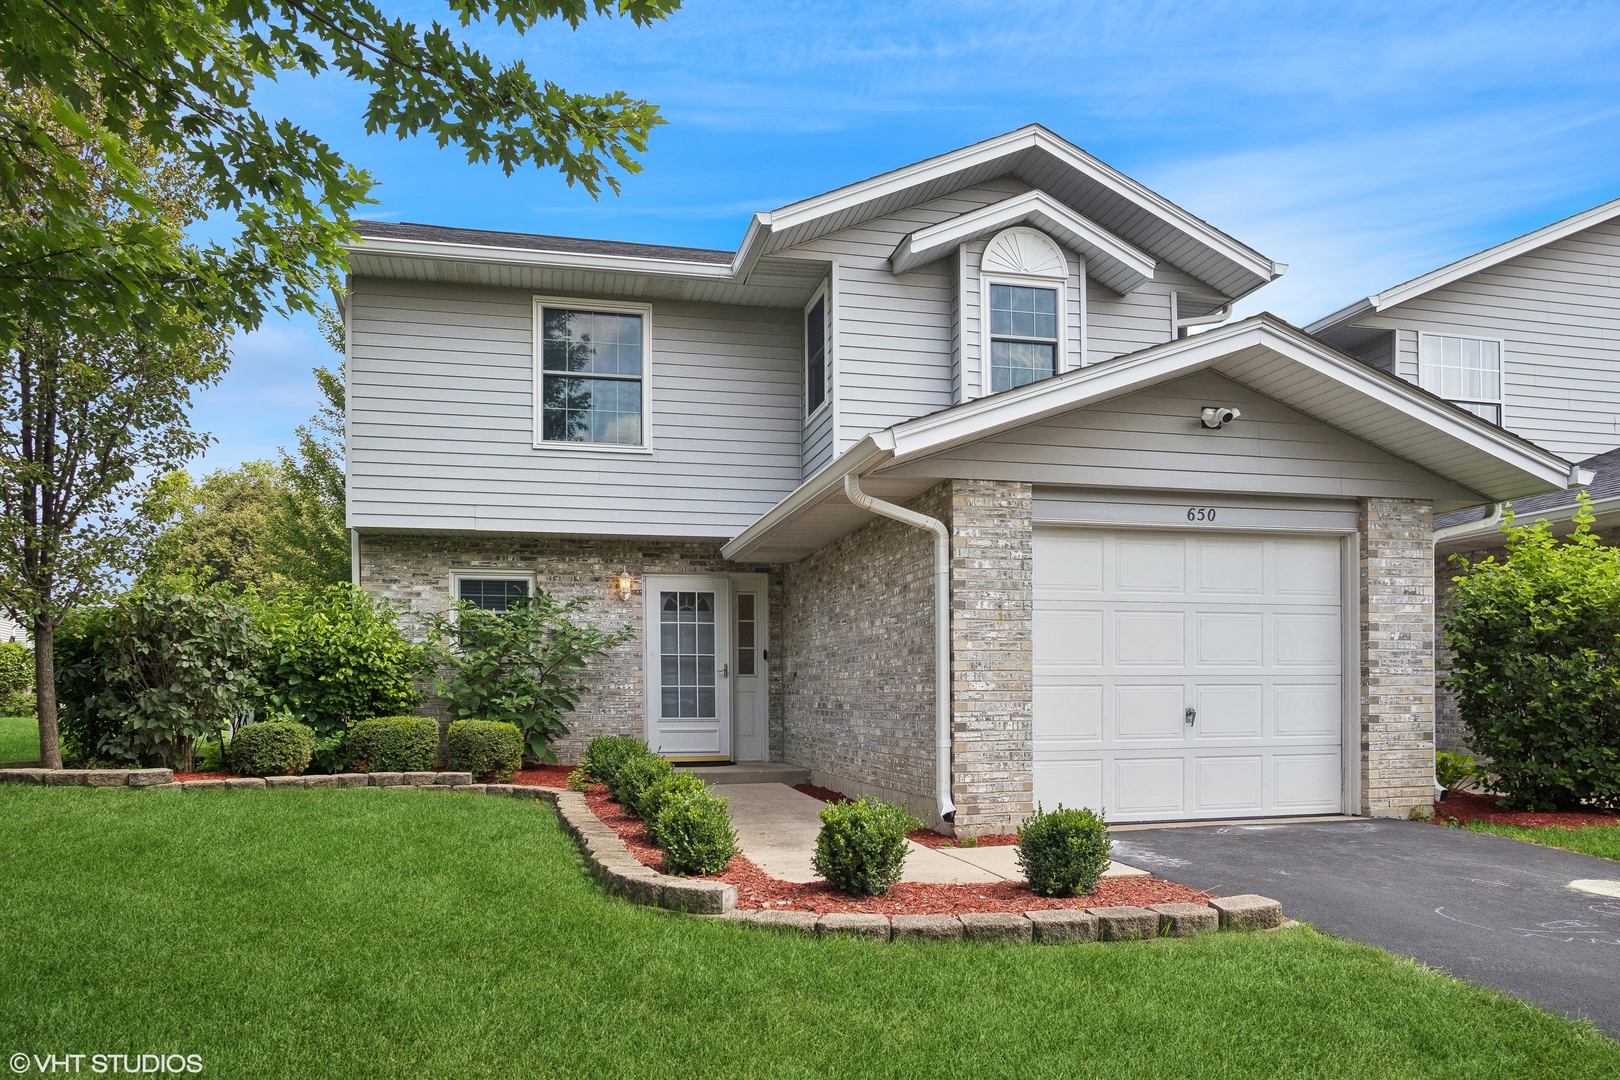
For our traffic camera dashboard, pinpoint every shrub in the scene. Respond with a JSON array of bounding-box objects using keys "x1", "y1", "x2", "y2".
[
  {"x1": 581, "y1": 734, "x2": 650, "y2": 788},
  {"x1": 611, "y1": 753, "x2": 673, "y2": 818},
  {"x1": 654, "y1": 790, "x2": 738, "y2": 876},
  {"x1": 1443, "y1": 496, "x2": 1620, "y2": 810},
  {"x1": 229, "y1": 720, "x2": 314, "y2": 777},
  {"x1": 447, "y1": 719, "x2": 523, "y2": 782},
  {"x1": 641, "y1": 772, "x2": 710, "y2": 844},
  {"x1": 811, "y1": 797, "x2": 921, "y2": 897},
  {"x1": 1436, "y1": 750, "x2": 1479, "y2": 792},
  {"x1": 1016, "y1": 804, "x2": 1111, "y2": 898},
  {"x1": 0, "y1": 641, "x2": 34, "y2": 716},
  {"x1": 347, "y1": 716, "x2": 439, "y2": 772}
]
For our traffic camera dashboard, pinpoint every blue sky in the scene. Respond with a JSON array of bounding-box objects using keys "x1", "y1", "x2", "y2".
[{"x1": 195, "y1": 0, "x2": 1620, "y2": 472}]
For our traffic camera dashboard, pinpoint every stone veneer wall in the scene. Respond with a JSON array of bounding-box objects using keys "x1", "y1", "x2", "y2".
[
  {"x1": 359, "y1": 535, "x2": 784, "y2": 765},
  {"x1": 1358, "y1": 498, "x2": 1436, "y2": 817},
  {"x1": 948, "y1": 480, "x2": 1034, "y2": 835}
]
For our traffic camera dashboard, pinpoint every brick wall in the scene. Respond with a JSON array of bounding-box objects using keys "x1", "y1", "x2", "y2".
[
  {"x1": 360, "y1": 535, "x2": 784, "y2": 765},
  {"x1": 1359, "y1": 498, "x2": 1436, "y2": 817}
]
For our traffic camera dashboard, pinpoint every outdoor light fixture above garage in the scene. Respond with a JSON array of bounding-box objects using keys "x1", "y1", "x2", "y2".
[{"x1": 1200, "y1": 406, "x2": 1242, "y2": 429}]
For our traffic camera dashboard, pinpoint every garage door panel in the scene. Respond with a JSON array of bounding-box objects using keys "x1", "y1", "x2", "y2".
[
  {"x1": 1275, "y1": 683, "x2": 1340, "y2": 737},
  {"x1": 1195, "y1": 755, "x2": 1264, "y2": 812},
  {"x1": 1196, "y1": 539, "x2": 1263, "y2": 595},
  {"x1": 1274, "y1": 613, "x2": 1340, "y2": 666},
  {"x1": 1115, "y1": 684, "x2": 1185, "y2": 740},
  {"x1": 1275, "y1": 540, "x2": 1340, "y2": 597},
  {"x1": 1114, "y1": 758, "x2": 1185, "y2": 816},
  {"x1": 1116, "y1": 537, "x2": 1185, "y2": 592},
  {"x1": 1273, "y1": 752, "x2": 1342, "y2": 810},
  {"x1": 1034, "y1": 534, "x2": 1103, "y2": 589},
  {"x1": 1194, "y1": 684, "x2": 1263, "y2": 738},
  {"x1": 1034, "y1": 685, "x2": 1103, "y2": 742},
  {"x1": 1035, "y1": 611, "x2": 1103, "y2": 665},
  {"x1": 1195, "y1": 612, "x2": 1263, "y2": 666},
  {"x1": 1115, "y1": 611, "x2": 1184, "y2": 665}
]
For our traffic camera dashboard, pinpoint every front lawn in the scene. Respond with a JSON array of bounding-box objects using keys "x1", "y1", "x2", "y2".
[
  {"x1": 1, "y1": 788, "x2": 1615, "y2": 1078},
  {"x1": 1467, "y1": 821, "x2": 1620, "y2": 862},
  {"x1": 0, "y1": 714, "x2": 38, "y2": 762}
]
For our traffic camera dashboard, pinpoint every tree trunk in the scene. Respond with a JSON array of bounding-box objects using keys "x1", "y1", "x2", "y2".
[{"x1": 34, "y1": 617, "x2": 60, "y2": 769}]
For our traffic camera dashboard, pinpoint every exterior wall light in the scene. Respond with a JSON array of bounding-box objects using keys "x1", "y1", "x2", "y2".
[
  {"x1": 615, "y1": 574, "x2": 634, "y2": 600},
  {"x1": 1200, "y1": 406, "x2": 1242, "y2": 429}
]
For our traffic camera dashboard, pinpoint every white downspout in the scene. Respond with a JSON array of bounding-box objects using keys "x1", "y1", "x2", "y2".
[
  {"x1": 1175, "y1": 302, "x2": 1233, "y2": 338},
  {"x1": 844, "y1": 473, "x2": 956, "y2": 826}
]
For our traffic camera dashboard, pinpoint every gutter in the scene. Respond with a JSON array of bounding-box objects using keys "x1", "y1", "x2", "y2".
[
  {"x1": 1176, "y1": 302, "x2": 1233, "y2": 336},
  {"x1": 1435, "y1": 482, "x2": 1615, "y2": 548},
  {"x1": 842, "y1": 473, "x2": 956, "y2": 827}
]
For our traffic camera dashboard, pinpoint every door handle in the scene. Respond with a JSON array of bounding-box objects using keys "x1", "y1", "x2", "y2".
[
  {"x1": 720, "y1": 663, "x2": 729, "y2": 679},
  {"x1": 1184, "y1": 706, "x2": 1196, "y2": 726}
]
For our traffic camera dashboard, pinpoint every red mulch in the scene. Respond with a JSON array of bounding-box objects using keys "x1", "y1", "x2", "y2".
[
  {"x1": 793, "y1": 782, "x2": 1022, "y2": 849},
  {"x1": 794, "y1": 783, "x2": 850, "y2": 804},
  {"x1": 513, "y1": 764, "x2": 576, "y2": 787},
  {"x1": 1434, "y1": 790, "x2": 1620, "y2": 830},
  {"x1": 174, "y1": 771, "x2": 236, "y2": 782},
  {"x1": 582, "y1": 783, "x2": 1212, "y2": 914}
]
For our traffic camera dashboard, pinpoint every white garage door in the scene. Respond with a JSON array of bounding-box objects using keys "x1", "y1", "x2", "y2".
[{"x1": 1033, "y1": 528, "x2": 1344, "y2": 823}]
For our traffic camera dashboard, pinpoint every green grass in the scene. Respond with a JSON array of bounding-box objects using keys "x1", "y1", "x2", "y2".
[
  {"x1": 0, "y1": 714, "x2": 38, "y2": 762},
  {"x1": 1, "y1": 790, "x2": 1615, "y2": 1079},
  {"x1": 1467, "y1": 821, "x2": 1620, "y2": 862}
]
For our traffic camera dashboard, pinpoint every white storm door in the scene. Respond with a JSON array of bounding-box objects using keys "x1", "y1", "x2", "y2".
[
  {"x1": 645, "y1": 575, "x2": 732, "y2": 759},
  {"x1": 731, "y1": 575, "x2": 769, "y2": 762}
]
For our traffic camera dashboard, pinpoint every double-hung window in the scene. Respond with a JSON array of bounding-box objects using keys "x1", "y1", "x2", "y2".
[
  {"x1": 537, "y1": 301, "x2": 648, "y2": 446},
  {"x1": 805, "y1": 292, "x2": 827, "y2": 416},
  {"x1": 989, "y1": 283, "x2": 1059, "y2": 393},
  {"x1": 1418, "y1": 333, "x2": 1503, "y2": 425}
]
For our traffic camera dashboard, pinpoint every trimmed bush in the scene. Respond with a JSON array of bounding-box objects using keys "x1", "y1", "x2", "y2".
[
  {"x1": 654, "y1": 790, "x2": 738, "y2": 876},
  {"x1": 581, "y1": 735, "x2": 650, "y2": 788},
  {"x1": 811, "y1": 797, "x2": 921, "y2": 897},
  {"x1": 642, "y1": 772, "x2": 710, "y2": 844},
  {"x1": 229, "y1": 720, "x2": 315, "y2": 777},
  {"x1": 1436, "y1": 750, "x2": 1479, "y2": 792},
  {"x1": 447, "y1": 719, "x2": 523, "y2": 782},
  {"x1": 347, "y1": 716, "x2": 439, "y2": 772},
  {"x1": 611, "y1": 753, "x2": 673, "y2": 818},
  {"x1": 0, "y1": 641, "x2": 34, "y2": 717},
  {"x1": 1016, "y1": 804, "x2": 1111, "y2": 898}
]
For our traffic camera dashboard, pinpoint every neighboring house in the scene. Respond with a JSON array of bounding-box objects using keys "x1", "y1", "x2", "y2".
[
  {"x1": 0, "y1": 612, "x2": 21, "y2": 644},
  {"x1": 345, "y1": 125, "x2": 1576, "y2": 833},
  {"x1": 1309, "y1": 200, "x2": 1620, "y2": 752}
]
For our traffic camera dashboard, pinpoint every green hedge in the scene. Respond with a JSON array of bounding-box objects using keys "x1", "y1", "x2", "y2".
[
  {"x1": 581, "y1": 735, "x2": 650, "y2": 788},
  {"x1": 1016, "y1": 804, "x2": 1111, "y2": 898},
  {"x1": 611, "y1": 753, "x2": 673, "y2": 818},
  {"x1": 229, "y1": 720, "x2": 314, "y2": 777},
  {"x1": 641, "y1": 772, "x2": 709, "y2": 844},
  {"x1": 811, "y1": 797, "x2": 920, "y2": 897},
  {"x1": 347, "y1": 716, "x2": 439, "y2": 772},
  {"x1": 654, "y1": 789, "x2": 738, "y2": 876},
  {"x1": 447, "y1": 719, "x2": 523, "y2": 782}
]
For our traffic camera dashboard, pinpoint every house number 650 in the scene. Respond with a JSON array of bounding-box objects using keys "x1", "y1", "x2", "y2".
[{"x1": 1186, "y1": 507, "x2": 1217, "y2": 522}]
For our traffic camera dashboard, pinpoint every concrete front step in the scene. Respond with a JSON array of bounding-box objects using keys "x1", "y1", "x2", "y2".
[{"x1": 678, "y1": 762, "x2": 811, "y2": 786}]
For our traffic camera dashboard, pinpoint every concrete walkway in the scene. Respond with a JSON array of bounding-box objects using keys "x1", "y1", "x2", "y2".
[{"x1": 720, "y1": 783, "x2": 1147, "y2": 885}]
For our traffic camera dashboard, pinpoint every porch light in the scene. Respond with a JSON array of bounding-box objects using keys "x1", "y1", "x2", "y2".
[{"x1": 616, "y1": 574, "x2": 634, "y2": 600}]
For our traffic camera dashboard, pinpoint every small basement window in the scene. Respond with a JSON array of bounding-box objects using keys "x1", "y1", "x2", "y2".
[
  {"x1": 457, "y1": 578, "x2": 531, "y2": 613},
  {"x1": 989, "y1": 283, "x2": 1059, "y2": 393},
  {"x1": 1419, "y1": 333, "x2": 1502, "y2": 425}
]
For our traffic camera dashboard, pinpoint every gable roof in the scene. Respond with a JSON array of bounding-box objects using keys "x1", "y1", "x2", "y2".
[
  {"x1": 723, "y1": 314, "x2": 1575, "y2": 563},
  {"x1": 353, "y1": 221, "x2": 735, "y2": 265},
  {"x1": 1307, "y1": 195, "x2": 1620, "y2": 336}
]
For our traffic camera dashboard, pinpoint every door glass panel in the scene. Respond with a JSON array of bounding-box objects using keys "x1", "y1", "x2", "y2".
[
  {"x1": 661, "y1": 590, "x2": 716, "y2": 719},
  {"x1": 736, "y1": 593, "x2": 756, "y2": 676}
]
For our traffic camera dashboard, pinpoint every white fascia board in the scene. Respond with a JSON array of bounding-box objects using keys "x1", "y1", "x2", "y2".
[
  {"x1": 1437, "y1": 493, "x2": 1620, "y2": 545},
  {"x1": 347, "y1": 235, "x2": 738, "y2": 281},
  {"x1": 890, "y1": 190, "x2": 1156, "y2": 293},
  {"x1": 1303, "y1": 297, "x2": 1376, "y2": 336},
  {"x1": 720, "y1": 434, "x2": 895, "y2": 561}
]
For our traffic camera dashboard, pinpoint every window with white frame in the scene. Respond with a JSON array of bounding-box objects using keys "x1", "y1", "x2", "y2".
[
  {"x1": 1419, "y1": 333, "x2": 1503, "y2": 425},
  {"x1": 805, "y1": 291, "x2": 827, "y2": 417},
  {"x1": 989, "y1": 283, "x2": 1060, "y2": 393},
  {"x1": 455, "y1": 576, "x2": 531, "y2": 613},
  {"x1": 537, "y1": 302, "x2": 647, "y2": 446}
]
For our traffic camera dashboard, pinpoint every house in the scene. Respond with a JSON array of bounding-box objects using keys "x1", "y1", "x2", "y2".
[
  {"x1": 344, "y1": 125, "x2": 1576, "y2": 833},
  {"x1": 1308, "y1": 200, "x2": 1620, "y2": 751}
]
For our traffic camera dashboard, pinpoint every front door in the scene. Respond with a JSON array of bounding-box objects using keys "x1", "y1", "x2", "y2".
[
  {"x1": 645, "y1": 575, "x2": 733, "y2": 760},
  {"x1": 731, "y1": 574, "x2": 769, "y2": 761}
]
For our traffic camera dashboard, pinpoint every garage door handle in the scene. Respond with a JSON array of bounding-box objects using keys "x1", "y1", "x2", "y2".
[{"x1": 1184, "y1": 707, "x2": 1196, "y2": 726}]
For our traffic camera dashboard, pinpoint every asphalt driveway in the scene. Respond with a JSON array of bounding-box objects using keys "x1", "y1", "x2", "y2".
[{"x1": 1114, "y1": 819, "x2": 1620, "y2": 1035}]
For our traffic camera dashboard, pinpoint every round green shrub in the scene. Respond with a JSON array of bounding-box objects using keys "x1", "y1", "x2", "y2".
[
  {"x1": 581, "y1": 734, "x2": 651, "y2": 788},
  {"x1": 654, "y1": 790, "x2": 738, "y2": 876},
  {"x1": 811, "y1": 797, "x2": 921, "y2": 897},
  {"x1": 611, "y1": 752, "x2": 673, "y2": 818},
  {"x1": 0, "y1": 641, "x2": 35, "y2": 717},
  {"x1": 642, "y1": 772, "x2": 710, "y2": 844},
  {"x1": 347, "y1": 716, "x2": 439, "y2": 772},
  {"x1": 229, "y1": 720, "x2": 315, "y2": 777},
  {"x1": 1016, "y1": 804, "x2": 1111, "y2": 898},
  {"x1": 447, "y1": 719, "x2": 524, "y2": 782}
]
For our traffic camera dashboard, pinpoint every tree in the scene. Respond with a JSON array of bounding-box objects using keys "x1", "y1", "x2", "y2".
[
  {"x1": 144, "y1": 462, "x2": 290, "y2": 591},
  {"x1": 267, "y1": 364, "x2": 349, "y2": 587}
]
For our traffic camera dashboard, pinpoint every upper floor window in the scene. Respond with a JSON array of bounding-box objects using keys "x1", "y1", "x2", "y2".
[
  {"x1": 805, "y1": 292, "x2": 827, "y2": 417},
  {"x1": 536, "y1": 301, "x2": 647, "y2": 447},
  {"x1": 989, "y1": 283, "x2": 1059, "y2": 393},
  {"x1": 1419, "y1": 333, "x2": 1502, "y2": 425}
]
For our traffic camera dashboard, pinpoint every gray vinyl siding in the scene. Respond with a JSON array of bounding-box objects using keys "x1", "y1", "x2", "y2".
[
  {"x1": 348, "y1": 278, "x2": 803, "y2": 536},
  {"x1": 802, "y1": 401, "x2": 834, "y2": 479},
  {"x1": 877, "y1": 369, "x2": 1480, "y2": 506},
  {"x1": 1352, "y1": 217, "x2": 1620, "y2": 460},
  {"x1": 1358, "y1": 330, "x2": 1395, "y2": 374},
  {"x1": 1086, "y1": 271, "x2": 1177, "y2": 365}
]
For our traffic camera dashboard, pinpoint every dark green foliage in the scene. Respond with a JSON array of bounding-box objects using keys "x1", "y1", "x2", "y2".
[
  {"x1": 447, "y1": 719, "x2": 523, "y2": 782},
  {"x1": 0, "y1": 641, "x2": 32, "y2": 716},
  {"x1": 1017, "y1": 804, "x2": 1112, "y2": 898},
  {"x1": 641, "y1": 772, "x2": 709, "y2": 844},
  {"x1": 426, "y1": 594, "x2": 634, "y2": 764},
  {"x1": 811, "y1": 797, "x2": 922, "y2": 897},
  {"x1": 611, "y1": 753, "x2": 673, "y2": 818},
  {"x1": 653, "y1": 789, "x2": 739, "y2": 876},
  {"x1": 347, "y1": 716, "x2": 438, "y2": 773},
  {"x1": 229, "y1": 720, "x2": 314, "y2": 777},
  {"x1": 581, "y1": 734, "x2": 650, "y2": 787},
  {"x1": 1442, "y1": 497, "x2": 1620, "y2": 810},
  {"x1": 1436, "y1": 751, "x2": 1479, "y2": 792}
]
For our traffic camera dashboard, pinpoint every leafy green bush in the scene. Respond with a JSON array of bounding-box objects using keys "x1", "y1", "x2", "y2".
[
  {"x1": 1436, "y1": 750, "x2": 1479, "y2": 792},
  {"x1": 611, "y1": 753, "x2": 673, "y2": 818},
  {"x1": 1443, "y1": 497, "x2": 1620, "y2": 810},
  {"x1": 0, "y1": 641, "x2": 34, "y2": 716},
  {"x1": 1016, "y1": 804, "x2": 1111, "y2": 898},
  {"x1": 424, "y1": 593, "x2": 634, "y2": 764},
  {"x1": 811, "y1": 797, "x2": 921, "y2": 897},
  {"x1": 229, "y1": 720, "x2": 314, "y2": 777},
  {"x1": 447, "y1": 719, "x2": 523, "y2": 782},
  {"x1": 347, "y1": 716, "x2": 439, "y2": 772},
  {"x1": 581, "y1": 734, "x2": 650, "y2": 787},
  {"x1": 653, "y1": 789, "x2": 738, "y2": 876},
  {"x1": 641, "y1": 772, "x2": 709, "y2": 843}
]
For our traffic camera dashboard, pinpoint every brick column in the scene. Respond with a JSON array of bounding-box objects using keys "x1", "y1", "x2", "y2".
[
  {"x1": 1358, "y1": 498, "x2": 1435, "y2": 817},
  {"x1": 948, "y1": 480, "x2": 1034, "y2": 834}
]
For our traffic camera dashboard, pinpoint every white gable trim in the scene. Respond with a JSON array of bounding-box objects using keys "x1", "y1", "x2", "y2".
[{"x1": 889, "y1": 189, "x2": 1156, "y2": 293}]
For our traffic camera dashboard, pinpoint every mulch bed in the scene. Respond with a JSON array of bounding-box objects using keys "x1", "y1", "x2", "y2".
[
  {"x1": 1434, "y1": 790, "x2": 1620, "y2": 830},
  {"x1": 793, "y1": 781, "x2": 1021, "y2": 849},
  {"x1": 174, "y1": 771, "x2": 236, "y2": 782},
  {"x1": 513, "y1": 765, "x2": 575, "y2": 787},
  {"x1": 582, "y1": 783, "x2": 1212, "y2": 915}
]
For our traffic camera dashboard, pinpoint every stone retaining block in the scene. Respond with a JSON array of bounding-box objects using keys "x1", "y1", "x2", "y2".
[
  {"x1": 1210, "y1": 894, "x2": 1284, "y2": 930},
  {"x1": 659, "y1": 879, "x2": 736, "y2": 915},
  {"x1": 182, "y1": 779, "x2": 227, "y2": 791},
  {"x1": 743, "y1": 910, "x2": 819, "y2": 934},
  {"x1": 367, "y1": 773, "x2": 405, "y2": 787},
  {"x1": 126, "y1": 769, "x2": 174, "y2": 787},
  {"x1": 891, "y1": 914, "x2": 963, "y2": 942},
  {"x1": 1026, "y1": 909, "x2": 1098, "y2": 944},
  {"x1": 1151, "y1": 902, "x2": 1219, "y2": 937},
  {"x1": 816, "y1": 913, "x2": 890, "y2": 940},
  {"x1": 264, "y1": 776, "x2": 304, "y2": 788},
  {"x1": 84, "y1": 771, "x2": 130, "y2": 788},
  {"x1": 1088, "y1": 905, "x2": 1160, "y2": 941},
  {"x1": 403, "y1": 772, "x2": 438, "y2": 786},
  {"x1": 960, "y1": 912, "x2": 1033, "y2": 944},
  {"x1": 224, "y1": 777, "x2": 265, "y2": 789}
]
